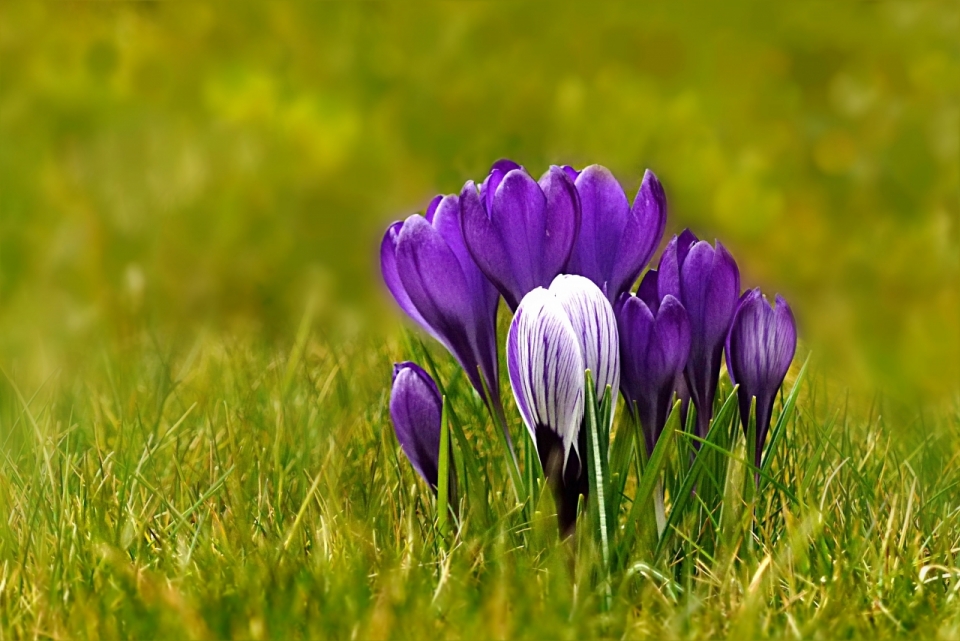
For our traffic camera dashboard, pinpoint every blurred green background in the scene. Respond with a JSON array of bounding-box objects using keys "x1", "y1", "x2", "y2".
[{"x1": 1, "y1": 2, "x2": 957, "y2": 404}]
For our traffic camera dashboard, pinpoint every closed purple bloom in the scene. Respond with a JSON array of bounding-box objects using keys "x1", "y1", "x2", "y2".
[
  {"x1": 657, "y1": 229, "x2": 700, "y2": 302},
  {"x1": 677, "y1": 240, "x2": 740, "y2": 439},
  {"x1": 654, "y1": 230, "x2": 700, "y2": 426},
  {"x1": 566, "y1": 165, "x2": 667, "y2": 303},
  {"x1": 726, "y1": 289, "x2": 797, "y2": 467},
  {"x1": 390, "y1": 362, "x2": 443, "y2": 491},
  {"x1": 461, "y1": 162, "x2": 580, "y2": 311},
  {"x1": 380, "y1": 195, "x2": 503, "y2": 417},
  {"x1": 635, "y1": 268, "x2": 661, "y2": 313},
  {"x1": 617, "y1": 293, "x2": 691, "y2": 456}
]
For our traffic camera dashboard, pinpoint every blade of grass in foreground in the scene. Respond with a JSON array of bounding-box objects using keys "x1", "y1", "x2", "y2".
[
  {"x1": 583, "y1": 370, "x2": 612, "y2": 610},
  {"x1": 655, "y1": 393, "x2": 738, "y2": 557},
  {"x1": 410, "y1": 336, "x2": 488, "y2": 521},
  {"x1": 437, "y1": 395, "x2": 451, "y2": 545},
  {"x1": 616, "y1": 398, "x2": 681, "y2": 565},
  {"x1": 477, "y1": 365, "x2": 526, "y2": 509},
  {"x1": 762, "y1": 353, "x2": 811, "y2": 476}
]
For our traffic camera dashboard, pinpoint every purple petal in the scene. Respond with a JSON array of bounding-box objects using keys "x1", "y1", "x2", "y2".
[
  {"x1": 680, "y1": 240, "x2": 740, "y2": 436},
  {"x1": 567, "y1": 165, "x2": 630, "y2": 295},
  {"x1": 561, "y1": 165, "x2": 580, "y2": 182},
  {"x1": 617, "y1": 293, "x2": 690, "y2": 454},
  {"x1": 424, "y1": 195, "x2": 443, "y2": 224},
  {"x1": 480, "y1": 159, "x2": 524, "y2": 212},
  {"x1": 728, "y1": 291, "x2": 797, "y2": 459},
  {"x1": 725, "y1": 288, "x2": 761, "y2": 386},
  {"x1": 380, "y1": 221, "x2": 438, "y2": 342},
  {"x1": 432, "y1": 196, "x2": 501, "y2": 400},
  {"x1": 617, "y1": 295, "x2": 656, "y2": 413},
  {"x1": 463, "y1": 167, "x2": 579, "y2": 311},
  {"x1": 657, "y1": 229, "x2": 699, "y2": 302},
  {"x1": 773, "y1": 295, "x2": 798, "y2": 379},
  {"x1": 491, "y1": 169, "x2": 549, "y2": 301},
  {"x1": 682, "y1": 241, "x2": 740, "y2": 357},
  {"x1": 396, "y1": 214, "x2": 485, "y2": 394},
  {"x1": 460, "y1": 181, "x2": 521, "y2": 307},
  {"x1": 608, "y1": 170, "x2": 667, "y2": 301},
  {"x1": 390, "y1": 362, "x2": 442, "y2": 489},
  {"x1": 538, "y1": 166, "x2": 580, "y2": 279},
  {"x1": 654, "y1": 295, "x2": 691, "y2": 383},
  {"x1": 636, "y1": 269, "x2": 660, "y2": 312},
  {"x1": 507, "y1": 288, "x2": 585, "y2": 467}
]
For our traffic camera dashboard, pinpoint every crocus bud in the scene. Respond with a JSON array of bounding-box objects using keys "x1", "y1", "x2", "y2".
[
  {"x1": 726, "y1": 289, "x2": 798, "y2": 467},
  {"x1": 617, "y1": 293, "x2": 691, "y2": 457},
  {"x1": 675, "y1": 240, "x2": 740, "y2": 439},
  {"x1": 389, "y1": 362, "x2": 443, "y2": 491}
]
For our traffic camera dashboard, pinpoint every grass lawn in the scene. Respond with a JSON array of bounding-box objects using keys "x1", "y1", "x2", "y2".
[{"x1": 2, "y1": 322, "x2": 958, "y2": 640}]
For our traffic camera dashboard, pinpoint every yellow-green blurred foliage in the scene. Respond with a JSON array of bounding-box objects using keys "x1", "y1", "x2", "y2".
[{"x1": 1, "y1": 3, "x2": 957, "y2": 402}]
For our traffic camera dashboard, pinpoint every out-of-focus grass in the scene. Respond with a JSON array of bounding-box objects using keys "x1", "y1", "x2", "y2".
[
  {"x1": 0, "y1": 2, "x2": 957, "y2": 402},
  {"x1": 1, "y1": 2, "x2": 959, "y2": 639}
]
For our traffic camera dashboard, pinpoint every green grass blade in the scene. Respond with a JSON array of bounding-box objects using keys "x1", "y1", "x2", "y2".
[
  {"x1": 477, "y1": 365, "x2": 526, "y2": 509},
  {"x1": 618, "y1": 398, "x2": 681, "y2": 563},
  {"x1": 762, "y1": 353, "x2": 811, "y2": 475},
  {"x1": 583, "y1": 370, "x2": 612, "y2": 609},
  {"x1": 437, "y1": 395, "x2": 451, "y2": 545},
  {"x1": 655, "y1": 412, "x2": 730, "y2": 557}
]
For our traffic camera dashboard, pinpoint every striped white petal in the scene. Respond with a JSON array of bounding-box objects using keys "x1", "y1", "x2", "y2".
[
  {"x1": 549, "y1": 274, "x2": 620, "y2": 410},
  {"x1": 507, "y1": 287, "x2": 585, "y2": 467}
]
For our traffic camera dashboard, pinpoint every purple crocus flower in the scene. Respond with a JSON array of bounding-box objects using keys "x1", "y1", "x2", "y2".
[
  {"x1": 617, "y1": 292, "x2": 691, "y2": 457},
  {"x1": 507, "y1": 274, "x2": 619, "y2": 536},
  {"x1": 565, "y1": 165, "x2": 667, "y2": 303},
  {"x1": 726, "y1": 289, "x2": 797, "y2": 467},
  {"x1": 460, "y1": 161, "x2": 580, "y2": 311},
  {"x1": 380, "y1": 194, "x2": 504, "y2": 422},
  {"x1": 389, "y1": 361, "x2": 443, "y2": 491},
  {"x1": 652, "y1": 230, "x2": 700, "y2": 424},
  {"x1": 669, "y1": 238, "x2": 740, "y2": 439}
]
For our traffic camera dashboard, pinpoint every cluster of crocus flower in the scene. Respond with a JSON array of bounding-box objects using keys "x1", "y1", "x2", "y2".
[{"x1": 383, "y1": 160, "x2": 797, "y2": 536}]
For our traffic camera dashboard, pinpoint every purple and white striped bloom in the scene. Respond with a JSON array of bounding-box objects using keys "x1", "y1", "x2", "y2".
[
  {"x1": 507, "y1": 288, "x2": 585, "y2": 473},
  {"x1": 565, "y1": 165, "x2": 667, "y2": 303},
  {"x1": 460, "y1": 161, "x2": 580, "y2": 311},
  {"x1": 507, "y1": 274, "x2": 619, "y2": 535},
  {"x1": 726, "y1": 289, "x2": 797, "y2": 467},
  {"x1": 380, "y1": 195, "x2": 503, "y2": 416},
  {"x1": 389, "y1": 362, "x2": 443, "y2": 491}
]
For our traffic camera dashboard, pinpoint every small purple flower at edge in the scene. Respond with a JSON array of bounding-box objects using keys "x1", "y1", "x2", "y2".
[
  {"x1": 380, "y1": 194, "x2": 505, "y2": 423},
  {"x1": 460, "y1": 160, "x2": 581, "y2": 311},
  {"x1": 617, "y1": 292, "x2": 691, "y2": 457},
  {"x1": 565, "y1": 165, "x2": 667, "y2": 304},
  {"x1": 389, "y1": 362, "x2": 444, "y2": 492},
  {"x1": 726, "y1": 289, "x2": 798, "y2": 468}
]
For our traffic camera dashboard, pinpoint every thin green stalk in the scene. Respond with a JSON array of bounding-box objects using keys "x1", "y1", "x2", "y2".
[
  {"x1": 477, "y1": 366, "x2": 525, "y2": 508},
  {"x1": 437, "y1": 395, "x2": 451, "y2": 545},
  {"x1": 583, "y1": 370, "x2": 611, "y2": 609}
]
